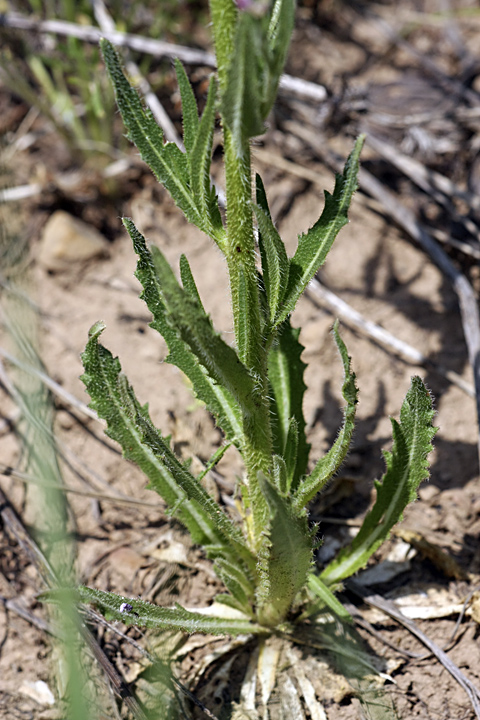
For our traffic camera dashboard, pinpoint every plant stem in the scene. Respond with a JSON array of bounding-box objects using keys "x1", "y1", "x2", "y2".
[{"x1": 209, "y1": 0, "x2": 273, "y2": 545}]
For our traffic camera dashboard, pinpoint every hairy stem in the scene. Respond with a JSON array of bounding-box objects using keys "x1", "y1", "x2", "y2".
[{"x1": 209, "y1": 0, "x2": 273, "y2": 545}]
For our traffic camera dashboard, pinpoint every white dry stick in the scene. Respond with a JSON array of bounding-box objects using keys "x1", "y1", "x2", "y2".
[
  {"x1": 91, "y1": 0, "x2": 183, "y2": 147},
  {"x1": 1, "y1": 13, "x2": 327, "y2": 104},
  {"x1": 307, "y1": 278, "x2": 475, "y2": 399},
  {"x1": 365, "y1": 133, "x2": 480, "y2": 243},
  {"x1": 0, "y1": 346, "x2": 99, "y2": 421}
]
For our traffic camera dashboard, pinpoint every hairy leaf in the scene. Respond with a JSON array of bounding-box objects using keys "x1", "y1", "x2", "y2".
[
  {"x1": 81, "y1": 322, "x2": 254, "y2": 570},
  {"x1": 127, "y1": 219, "x2": 244, "y2": 445},
  {"x1": 276, "y1": 136, "x2": 364, "y2": 327},
  {"x1": 255, "y1": 202, "x2": 289, "y2": 326},
  {"x1": 221, "y1": 1, "x2": 294, "y2": 152},
  {"x1": 256, "y1": 475, "x2": 313, "y2": 627},
  {"x1": 174, "y1": 58, "x2": 199, "y2": 156},
  {"x1": 189, "y1": 75, "x2": 223, "y2": 237},
  {"x1": 148, "y1": 241, "x2": 256, "y2": 414},
  {"x1": 321, "y1": 377, "x2": 436, "y2": 584},
  {"x1": 78, "y1": 586, "x2": 263, "y2": 636},
  {"x1": 179, "y1": 254, "x2": 205, "y2": 311},
  {"x1": 221, "y1": 12, "x2": 266, "y2": 152},
  {"x1": 214, "y1": 558, "x2": 256, "y2": 615},
  {"x1": 294, "y1": 322, "x2": 358, "y2": 508},
  {"x1": 283, "y1": 418, "x2": 299, "y2": 493},
  {"x1": 101, "y1": 39, "x2": 223, "y2": 245},
  {"x1": 268, "y1": 320, "x2": 310, "y2": 488}
]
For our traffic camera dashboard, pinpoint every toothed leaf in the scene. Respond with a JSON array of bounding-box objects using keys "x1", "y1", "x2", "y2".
[
  {"x1": 321, "y1": 377, "x2": 436, "y2": 584},
  {"x1": 101, "y1": 39, "x2": 223, "y2": 245},
  {"x1": 268, "y1": 320, "x2": 310, "y2": 487},
  {"x1": 294, "y1": 322, "x2": 358, "y2": 508},
  {"x1": 255, "y1": 202, "x2": 289, "y2": 325},
  {"x1": 276, "y1": 136, "x2": 364, "y2": 327},
  {"x1": 127, "y1": 219, "x2": 244, "y2": 445},
  {"x1": 78, "y1": 586, "x2": 262, "y2": 636},
  {"x1": 307, "y1": 574, "x2": 352, "y2": 622},
  {"x1": 190, "y1": 75, "x2": 223, "y2": 236},
  {"x1": 81, "y1": 322, "x2": 254, "y2": 571},
  {"x1": 174, "y1": 58, "x2": 199, "y2": 156}
]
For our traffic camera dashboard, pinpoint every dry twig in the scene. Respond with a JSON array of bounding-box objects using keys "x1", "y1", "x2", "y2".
[{"x1": 347, "y1": 580, "x2": 480, "y2": 719}]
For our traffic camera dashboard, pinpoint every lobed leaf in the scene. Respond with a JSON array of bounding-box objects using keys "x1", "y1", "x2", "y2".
[
  {"x1": 275, "y1": 136, "x2": 364, "y2": 327},
  {"x1": 294, "y1": 322, "x2": 358, "y2": 508},
  {"x1": 78, "y1": 586, "x2": 263, "y2": 636},
  {"x1": 127, "y1": 219, "x2": 244, "y2": 446},
  {"x1": 321, "y1": 377, "x2": 436, "y2": 584}
]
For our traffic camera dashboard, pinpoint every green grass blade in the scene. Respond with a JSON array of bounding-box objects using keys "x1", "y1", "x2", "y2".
[
  {"x1": 129, "y1": 219, "x2": 244, "y2": 445},
  {"x1": 78, "y1": 586, "x2": 263, "y2": 636},
  {"x1": 174, "y1": 58, "x2": 199, "y2": 156},
  {"x1": 81, "y1": 322, "x2": 254, "y2": 569},
  {"x1": 321, "y1": 377, "x2": 436, "y2": 584},
  {"x1": 268, "y1": 320, "x2": 310, "y2": 487},
  {"x1": 294, "y1": 322, "x2": 358, "y2": 508},
  {"x1": 275, "y1": 136, "x2": 364, "y2": 327},
  {"x1": 256, "y1": 475, "x2": 313, "y2": 627}
]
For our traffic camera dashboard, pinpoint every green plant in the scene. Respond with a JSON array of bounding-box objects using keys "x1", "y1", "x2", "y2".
[{"x1": 76, "y1": 0, "x2": 435, "y2": 712}]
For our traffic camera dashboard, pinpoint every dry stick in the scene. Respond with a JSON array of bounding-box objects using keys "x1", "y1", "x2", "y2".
[
  {"x1": 91, "y1": 0, "x2": 182, "y2": 147},
  {"x1": 0, "y1": 463, "x2": 164, "y2": 509},
  {"x1": 307, "y1": 279, "x2": 475, "y2": 399},
  {"x1": 0, "y1": 594, "x2": 57, "y2": 636},
  {"x1": 366, "y1": 11, "x2": 480, "y2": 109},
  {"x1": 81, "y1": 627, "x2": 149, "y2": 720},
  {"x1": 253, "y1": 146, "x2": 475, "y2": 399},
  {"x1": 289, "y1": 122, "x2": 480, "y2": 466},
  {"x1": 0, "y1": 345, "x2": 98, "y2": 421},
  {"x1": 364, "y1": 133, "x2": 480, "y2": 247},
  {"x1": 0, "y1": 12, "x2": 327, "y2": 103},
  {"x1": 347, "y1": 580, "x2": 480, "y2": 719}
]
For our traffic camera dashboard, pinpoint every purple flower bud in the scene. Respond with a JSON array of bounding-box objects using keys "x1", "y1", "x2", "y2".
[{"x1": 120, "y1": 602, "x2": 133, "y2": 613}]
